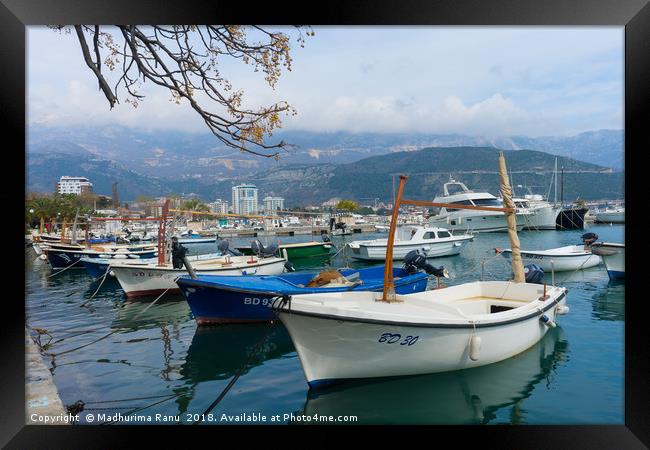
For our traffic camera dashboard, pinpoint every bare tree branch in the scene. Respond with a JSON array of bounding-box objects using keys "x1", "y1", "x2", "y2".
[{"x1": 62, "y1": 25, "x2": 313, "y2": 158}]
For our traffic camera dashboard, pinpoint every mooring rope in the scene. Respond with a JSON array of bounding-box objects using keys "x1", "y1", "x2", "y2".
[
  {"x1": 80, "y1": 264, "x2": 112, "y2": 307},
  {"x1": 47, "y1": 258, "x2": 81, "y2": 278}
]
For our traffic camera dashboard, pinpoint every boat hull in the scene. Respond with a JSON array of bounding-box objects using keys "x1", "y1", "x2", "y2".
[
  {"x1": 556, "y1": 207, "x2": 588, "y2": 230},
  {"x1": 521, "y1": 205, "x2": 562, "y2": 230},
  {"x1": 45, "y1": 248, "x2": 157, "y2": 269},
  {"x1": 177, "y1": 268, "x2": 429, "y2": 325},
  {"x1": 111, "y1": 258, "x2": 287, "y2": 298},
  {"x1": 279, "y1": 296, "x2": 565, "y2": 387},
  {"x1": 591, "y1": 243, "x2": 625, "y2": 279},
  {"x1": 594, "y1": 212, "x2": 625, "y2": 224},
  {"x1": 429, "y1": 213, "x2": 526, "y2": 233},
  {"x1": 349, "y1": 239, "x2": 469, "y2": 261},
  {"x1": 237, "y1": 242, "x2": 332, "y2": 261},
  {"x1": 501, "y1": 247, "x2": 601, "y2": 272}
]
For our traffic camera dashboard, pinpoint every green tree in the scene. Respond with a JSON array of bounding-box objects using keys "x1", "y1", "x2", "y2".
[
  {"x1": 336, "y1": 200, "x2": 359, "y2": 212},
  {"x1": 180, "y1": 199, "x2": 209, "y2": 212}
]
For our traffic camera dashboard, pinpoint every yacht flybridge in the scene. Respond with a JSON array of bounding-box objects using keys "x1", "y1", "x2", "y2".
[{"x1": 428, "y1": 179, "x2": 534, "y2": 233}]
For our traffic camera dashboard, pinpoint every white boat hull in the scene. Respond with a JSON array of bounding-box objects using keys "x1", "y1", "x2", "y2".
[
  {"x1": 595, "y1": 211, "x2": 625, "y2": 224},
  {"x1": 111, "y1": 258, "x2": 286, "y2": 297},
  {"x1": 429, "y1": 213, "x2": 526, "y2": 233},
  {"x1": 501, "y1": 245, "x2": 601, "y2": 272},
  {"x1": 521, "y1": 205, "x2": 562, "y2": 230},
  {"x1": 349, "y1": 239, "x2": 467, "y2": 261},
  {"x1": 591, "y1": 243, "x2": 625, "y2": 279},
  {"x1": 278, "y1": 283, "x2": 567, "y2": 387}
]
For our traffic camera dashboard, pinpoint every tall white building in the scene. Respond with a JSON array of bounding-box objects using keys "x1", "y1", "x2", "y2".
[
  {"x1": 232, "y1": 184, "x2": 258, "y2": 215},
  {"x1": 263, "y1": 196, "x2": 284, "y2": 213},
  {"x1": 56, "y1": 176, "x2": 93, "y2": 195},
  {"x1": 210, "y1": 199, "x2": 230, "y2": 214}
]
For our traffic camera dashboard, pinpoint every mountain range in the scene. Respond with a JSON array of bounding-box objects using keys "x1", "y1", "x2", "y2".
[{"x1": 26, "y1": 125, "x2": 624, "y2": 204}]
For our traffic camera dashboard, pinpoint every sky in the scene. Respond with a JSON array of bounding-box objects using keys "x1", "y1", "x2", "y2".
[{"x1": 27, "y1": 26, "x2": 624, "y2": 138}]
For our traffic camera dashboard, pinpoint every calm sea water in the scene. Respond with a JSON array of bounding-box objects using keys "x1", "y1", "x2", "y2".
[{"x1": 25, "y1": 224, "x2": 624, "y2": 425}]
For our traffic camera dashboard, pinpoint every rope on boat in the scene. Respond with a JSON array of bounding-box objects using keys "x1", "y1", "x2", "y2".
[
  {"x1": 47, "y1": 258, "x2": 81, "y2": 278},
  {"x1": 80, "y1": 264, "x2": 112, "y2": 307},
  {"x1": 192, "y1": 318, "x2": 279, "y2": 424}
]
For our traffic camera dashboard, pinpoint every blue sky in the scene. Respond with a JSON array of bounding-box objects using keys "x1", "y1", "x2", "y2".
[{"x1": 27, "y1": 26, "x2": 623, "y2": 137}]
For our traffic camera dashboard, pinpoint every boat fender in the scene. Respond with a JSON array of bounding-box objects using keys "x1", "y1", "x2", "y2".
[
  {"x1": 113, "y1": 254, "x2": 128, "y2": 259},
  {"x1": 540, "y1": 314, "x2": 557, "y2": 328},
  {"x1": 39, "y1": 254, "x2": 48, "y2": 260},
  {"x1": 469, "y1": 335, "x2": 481, "y2": 361},
  {"x1": 109, "y1": 270, "x2": 115, "y2": 277},
  {"x1": 99, "y1": 254, "x2": 111, "y2": 258},
  {"x1": 556, "y1": 305, "x2": 570, "y2": 315}
]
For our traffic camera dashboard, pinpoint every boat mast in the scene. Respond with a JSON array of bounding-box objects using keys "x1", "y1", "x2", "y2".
[
  {"x1": 499, "y1": 152, "x2": 525, "y2": 283},
  {"x1": 381, "y1": 175, "x2": 408, "y2": 302},
  {"x1": 553, "y1": 157, "x2": 558, "y2": 204}
]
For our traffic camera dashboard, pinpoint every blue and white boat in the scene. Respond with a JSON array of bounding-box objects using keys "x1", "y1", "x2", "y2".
[
  {"x1": 591, "y1": 242, "x2": 625, "y2": 280},
  {"x1": 80, "y1": 252, "x2": 225, "y2": 278},
  {"x1": 43, "y1": 243, "x2": 158, "y2": 269},
  {"x1": 176, "y1": 265, "x2": 431, "y2": 325}
]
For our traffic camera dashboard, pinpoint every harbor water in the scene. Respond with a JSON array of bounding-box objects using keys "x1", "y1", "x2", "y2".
[{"x1": 25, "y1": 224, "x2": 624, "y2": 425}]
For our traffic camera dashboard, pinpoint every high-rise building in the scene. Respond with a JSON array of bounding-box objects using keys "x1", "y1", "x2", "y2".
[
  {"x1": 263, "y1": 196, "x2": 284, "y2": 213},
  {"x1": 56, "y1": 176, "x2": 93, "y2": 195},
  {"x1": 210, "y1": 199, "x2": 230, "y2": 214},
  {"x1": 231, "y1": 184, "x2": 258, "y2": 215}
]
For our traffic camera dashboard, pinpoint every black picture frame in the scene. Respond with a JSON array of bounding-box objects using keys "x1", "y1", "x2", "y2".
[{"x1": 4, "y1": 0, "x2": 648, "y2": 447}]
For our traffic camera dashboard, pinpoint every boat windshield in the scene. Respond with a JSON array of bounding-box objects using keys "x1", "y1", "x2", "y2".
[
  {"x1": 446, "y1": 200, "x2": 474, "y2": 212},
  {"x1": 473, "y1": 198, "x2": 502, "y2": 207}
]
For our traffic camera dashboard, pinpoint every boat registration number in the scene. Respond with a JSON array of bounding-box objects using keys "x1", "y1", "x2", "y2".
[
  {"x1": 378, "y1": 333, "x2": 419, "y2": 346},
  {"x1": 244, "y1": 297, "x2": 273, "y2": 307}
]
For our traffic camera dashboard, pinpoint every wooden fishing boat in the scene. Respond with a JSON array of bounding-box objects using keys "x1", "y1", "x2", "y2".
[
  {"x1": 79, "y1": 252, "x2": 223, "y2": 278},
  {"x1": 236, "y1": 241, "x2": 333, "y2": 261},
  {"x1": 274, "y1": 152, "x2": 569, "y2": 388},
  {"x1": 176, "y1": 265, "x2": 430, "y2": 325},
  {"x1": 110, "y1": 254, "x2": 289, "y2": 298},
  {"x1": 347, "y1": 226, "x2": 473, "y2": 261},
  {"x1": 42, "y1": 243, "x2": 158, "y2": 269},
  {"x1": 498, "y1": 234, "x2": 602, "y2": 272},
  {"x1": 591, "y1": 242, "x2": 625, "y2": 279}
]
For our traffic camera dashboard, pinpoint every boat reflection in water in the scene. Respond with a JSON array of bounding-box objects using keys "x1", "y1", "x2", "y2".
[
  {"x1": 300, "y1": 327, "x2": 569, "y2": 425},
  {"x1": 180, "y1": 324, "x2": 294, "y2": 383},
  {"x1": 590, "y1": 281, "x2": 625, "y2": 322},
  {"x1": 111, "y1": 296, "x2": 192, "y2": 331}
]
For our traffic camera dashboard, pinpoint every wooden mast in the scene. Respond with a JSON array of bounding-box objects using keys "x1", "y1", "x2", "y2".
[
  {"x1": 381, "y1": 175, "x2": 408, "y2": 302},
  {"x1": 498, "y1": 152, "x2": 525, "y2": 282},
  {"x1": 158, "y1": 200, "x2": 170, "y2": 266}
]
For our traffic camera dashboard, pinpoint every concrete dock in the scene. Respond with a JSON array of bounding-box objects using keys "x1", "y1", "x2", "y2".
[{"x1": 25, "y1": 328, "x2": 70, "y2": 425}]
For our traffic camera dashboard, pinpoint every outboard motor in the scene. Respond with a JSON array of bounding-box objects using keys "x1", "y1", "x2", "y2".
[
  {"x1": 403, "y1": 249, "x2": 448, "y2": 278},
  {"x1": 284, "y1": 261, "x2": 296, "y2": 272},
  {"x1": 217, "y1": 239, "x2": 243, "y2": 256},
  {"x1": 524, "y1": 264, "x2": 545, "y2": 284},
  {"x1": 251, "y1": 239, "x2": 279, "y2": 257},
  {"x1": 336, "y1": 222, "x2": 347, "y2": 231},
  {"x1": 321, "y1": 232, "x2": 331, "y2": 243},
  {"x1": 171, "y1": 237, "x2": 188, "y2": 269},
  {"x1": 581, "y1": 232, "x2": 598, "y2": 247}
]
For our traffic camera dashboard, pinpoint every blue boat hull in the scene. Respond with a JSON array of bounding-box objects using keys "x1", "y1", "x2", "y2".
[
  {"x1": 47, "y1": 249, "x2": 158, "y2": 270},
  {"x1": 177, "y1": 266, "x2": 429, "y2": 324}
]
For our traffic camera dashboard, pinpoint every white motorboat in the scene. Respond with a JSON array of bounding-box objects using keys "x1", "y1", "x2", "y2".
[
  {"x1": 277, "y1": 281, "x2": 567, "y2": 388},
  {"x1": 428, "y1": 179, "x2": 534, "y2": 233},
  {"x1": 110, "y1": 254, "x2": 288, "y2": 298},
  {"x1": 275, "y1": 154, "x2": 569, "y2": 388},
  {"x1": 594, "y1": 207, "x2": 625, "y2": 224},
  {"x1": 499, "y1": 234, "x2": 602, "y2": 272},
  {"x1": 591, "y1": 242, "x2": 625, "y2": 279},
  {"x1": 347, "y1": 226, "x2": 473, "y2": 261}
]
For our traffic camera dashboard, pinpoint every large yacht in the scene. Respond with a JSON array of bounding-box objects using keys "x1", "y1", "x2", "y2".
[{"x1": 428, "y1": 179, "x2": 534, "y2": 233}]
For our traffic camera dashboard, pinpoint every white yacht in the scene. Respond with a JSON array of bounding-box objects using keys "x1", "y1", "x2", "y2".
[
  {"x1": 594, "y1": 207, "x2": 625, "y2": 224},
  {"x1": 347, "y1": 225, "x2": 473, "y2": 261},
  {"x1": 428, "y1": 179, "x2": 534, "y2": 233},
  {"x1": 514, "y1": 194, "x2": 563, "y2": 230}
]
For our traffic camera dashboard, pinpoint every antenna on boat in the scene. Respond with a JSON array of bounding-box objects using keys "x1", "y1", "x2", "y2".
[{"x1": 498, "y1": 152, "x2": 525, "y2": 283}]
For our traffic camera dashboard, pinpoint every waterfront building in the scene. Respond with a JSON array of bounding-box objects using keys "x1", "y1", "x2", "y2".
[
  {"x1": 232, "y1": 184, "x2": 258, "y2": 215},
  {"x1": 56, "y1": 176, "x2": 93, "y2": 195},
  {"x1": 263, "y1": 196, "x2": 284, "y2": 213},
  {"x1": 210, "y1": 199, "x2": 230, "y2": 214}
]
